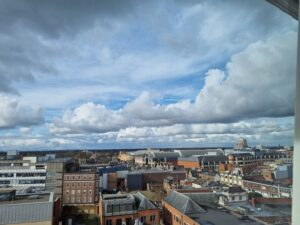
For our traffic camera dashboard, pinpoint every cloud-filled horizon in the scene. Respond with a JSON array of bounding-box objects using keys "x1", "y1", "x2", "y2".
[{"x1": 0, "y1": 0, "x2": 298, "y2": 150}]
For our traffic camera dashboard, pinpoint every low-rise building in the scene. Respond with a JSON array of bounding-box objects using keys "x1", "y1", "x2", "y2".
[
  {"x1": 134, "y1": 149, "x2": 180, "y2": 167},
  {"x1": 178, "y1": 155, "x2": 227, "y2": 170},
  {"x1": 45, "y1": 158, "x2": 75, "y2": 200},
  {"x1": 126, "y1": 169, "x2": 186, "y2": 191},
  {"x1": 99, "y1": 192, "x2": 160, "y2": 225},
  {"x1": 0, "y1": 156, "x2": 46, "y2": 188},
  {"x1": 242, "y1": 180, "x2": 292, "y2": 198},
  {"x1": 218, "y1": 187, "x2": 248, "y2": 206},
  {"x1": 0, "y1": 189, "x2": 61, "y2": 225},
  {"x1": 162, "y1": 190, "x2": 254, "y2": 225},
  {"x1": 220, "y1": 172, "x2": 243, "y2": 187},
  {"x1": 63, "y1": 172, "x2": 99, "y2": 206}
]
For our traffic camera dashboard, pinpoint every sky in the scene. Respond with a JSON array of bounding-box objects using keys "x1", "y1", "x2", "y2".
[{"x1": 0, "y1": 0, "x2": 298, "y2": 150}]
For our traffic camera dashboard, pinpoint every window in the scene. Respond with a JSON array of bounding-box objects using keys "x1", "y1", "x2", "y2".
[
  {"x1": 77, "y1": 190, "x2": 81, "y2": 194},
  {"x1": 113, "y1": 204, "x2": 120, "y2": 212},
  {"x1": 116, "y1": 219, "x2": 122, "y2": 225},
  {"x1": 71, "y1": 197, "x2": 75, "y2": 203},
  {"x1": 140, "y1": 216, "x2": 146, "y2": 223},
  {"x1": 66, "y1": 190, "x2": 69, "y2": 195},
  {"x1": 66, "y1": 176, "x2": 69, "y2": 180},
  {"x1": 107, "y1": 205, "x2": 112, "y2": 213},
  {"x1": 106, "y1": 220, "x2": 112, "y2": 225},
  {"x1": 150, "y1": 215, "x2": 156, "y2": 222},
  {"x1": 78, "y1": 182, "x2": 81, "y2": 187},
  {"x1": 126, "y1": 218, "x2": 132, "y2": 225},
  {"x1": 120, "y1": 204, "x2": 126, "y2": 211},
  {"x1": 72, "y1": 176, "x2": 75, "y2": 180},
  {"x1": 78, "y1": 176, "x2": 81, "y2": 180},
  {"x1": 126, "y1": 203, "x2": 133, "y2": 210}
]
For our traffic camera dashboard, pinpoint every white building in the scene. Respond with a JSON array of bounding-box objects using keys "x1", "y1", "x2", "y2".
[
  {"x1": 218, "y1": 187, "x2": 248, "y2": 206},
  {"x1": 0, "y1": 156, "x2": 46, "y2": 188}
]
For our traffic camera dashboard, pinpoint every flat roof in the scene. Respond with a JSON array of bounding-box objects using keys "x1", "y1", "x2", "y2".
[
  {"x1": 197, "y1": 208, "x2": 262, "y2": 225},
  {"x1": 0, "y1": 193, "x2": 52, "y2": 205}
]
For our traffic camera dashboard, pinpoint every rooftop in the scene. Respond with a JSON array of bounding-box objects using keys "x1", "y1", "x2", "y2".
[
  {"x1": 164, "y1": 191, "x2": 206, "y2": 216},
  {"x1": 196, "y1": 208, "x2": 261, "y2": 225},
  {"x1": 0, "y1": 193, "x2": 53, "y2": 205}
]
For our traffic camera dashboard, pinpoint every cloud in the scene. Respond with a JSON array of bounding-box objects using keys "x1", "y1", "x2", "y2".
[
  {"x1": 0, "y1": 0, "x2": 296, "y2": 98},
  {"x1": 49, "y1": 31, "x2": 297, "y2": 135},
  {"x1": 49, "y1": 102, "x2": 126, "y2": 133},
  {"x1": 115, "y1": 118, "x2": 293, "y2": 145},
  {"x1": 0, "y1": 95, "x2": 43, "y2": 129},
  {"x1": 195, "y1": 31, "x2": 297, "y2": 122},
  {"x1": 0, "y1": 0, "x2": 297, "y2": 149},
  {"x1": 19, "y1": 127, "x2": 32, "y2": 135}
]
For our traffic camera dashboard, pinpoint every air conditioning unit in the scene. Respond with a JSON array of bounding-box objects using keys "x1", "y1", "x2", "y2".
[{"x1": 122, "y1": 222, "x2": 126, "y2": 225}]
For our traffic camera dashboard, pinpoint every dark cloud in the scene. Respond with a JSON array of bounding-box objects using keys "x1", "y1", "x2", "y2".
[
  {"x1": 0, "y1": 0, "x2": 296, "y2": 94},
  {"x1": 0, "y1": 0, "x2": 136, "y2": 38},
  {"x1": 0, "y1": 0, "x2": 137, "y2": 93},
  {"x1": 0, "y1": 96, "x2": 43, "y2": 129}
]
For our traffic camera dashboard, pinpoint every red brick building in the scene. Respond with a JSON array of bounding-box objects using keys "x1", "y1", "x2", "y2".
[
  {"x1": 99, "y1": 192, "x2": 160, "y2": 225},
  {"x1": 63, "y1": 172, "x2": 99, "y2": 206}
]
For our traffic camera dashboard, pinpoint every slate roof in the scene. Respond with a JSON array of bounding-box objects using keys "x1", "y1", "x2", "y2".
[
  {"x1": 164, "y1": 191, "x2": 206, "y2": 215},
  {"x1": 133, "y1": 192, "x2": 157, "y2": 210},
  {"x1": 198, "y1": 155, "x2": 227, "y2": 162},
  {"x1": 228, "y1": 187, "x2": 246, "y2": 193},
  {"x1": 175, "y1": 149, "x2": 224, "y2": 157},
  {"x1": 152, "y1": 152, "x2": 180, "y2": 158}
]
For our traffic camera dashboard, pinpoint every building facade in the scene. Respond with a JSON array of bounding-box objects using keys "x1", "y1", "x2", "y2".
[
  {"x1": 63, "y1": 172, "x2": 99, "y2": 205},
  {"x1": 0, "y1": 157, "x2": 46, "y2": 188},
  {"x1": 99, "y1": 192, "x2": 160, "y2": 225}
]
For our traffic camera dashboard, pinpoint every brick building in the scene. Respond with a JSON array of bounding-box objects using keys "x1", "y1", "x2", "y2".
[
  {"x1": 134, "y1": 150, "x2": 180, "y2": 167},
  {"x1": 126, "y1": 170, "x2": 186, "y2": 191},
  {"x1": 63, "y1": 172, "x2": 99, "y2": 206},
  {"x1": 162, "y1": 191, "x2": 255, "y2": 225},
  {"x1": 242, "y1": 179, "x2": 292, "y2": 198},
  {"x1": 99, "y1": 192, "x2": 160, "y2": 225},
  {"x1": 222, "y1": 152, "x2": 289, "y2": 175},
  {"x1": 177, "y1": 155, "x2": 227, "y2": 170}
]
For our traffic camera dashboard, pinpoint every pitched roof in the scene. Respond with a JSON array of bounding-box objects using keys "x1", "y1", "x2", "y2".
[
  {"x1": 198, "y1": 155, "x2": 227, "y2": 162},
  {"x1": 152, "y1": 152, "x2": 180, "y2": 158},
  {"x1": 133, "y1": 192, "x2": 157, "y2": 210},
  {"x1": 164, "y1": 191, "x2": 205, "y2": 215},
  {"x1": 175, "y1": 149, "x2": 224, "y2": 157}
]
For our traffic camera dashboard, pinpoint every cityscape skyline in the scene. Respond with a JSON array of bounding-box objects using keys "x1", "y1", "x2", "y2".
[{"x1": 0, "y1": 0, "x2": 298, "y2": 150}]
